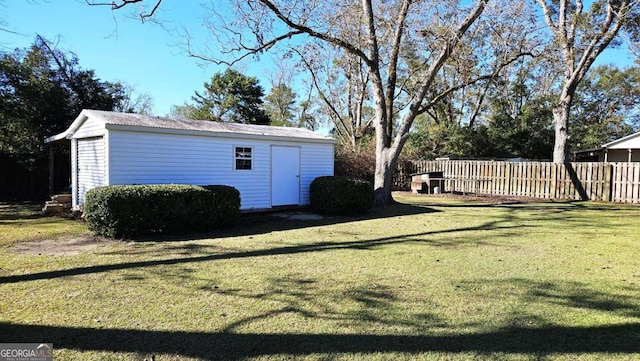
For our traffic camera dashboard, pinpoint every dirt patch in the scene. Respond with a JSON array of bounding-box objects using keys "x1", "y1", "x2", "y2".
[
  {"x1": 13, "y1": 235, "x2": 114, "y2": 256},
  {"x1": 397, "y1": 191, "x2": 560, "y2": 205}
]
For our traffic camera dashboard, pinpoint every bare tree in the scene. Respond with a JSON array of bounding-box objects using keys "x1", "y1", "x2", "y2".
[
  {"x1": 536, "y1": 0, "x2": 640, "y2": 163},
  {"x1": 113, "y1": 83, "x2": 154, "y2": 114},
  {"x1": 90, "y1": 0, "x2": 535, "y2": 205},
  {"x1": 293, "y1": 45, "x2": 374, "y2": 149}
]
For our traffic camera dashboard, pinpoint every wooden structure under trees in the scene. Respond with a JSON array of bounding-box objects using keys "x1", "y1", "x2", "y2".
[{"x1": 396, "y1": 160, "x2": 640, "y2": 204}]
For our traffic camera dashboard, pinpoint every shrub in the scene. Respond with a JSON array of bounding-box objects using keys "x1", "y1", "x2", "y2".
[
  {"x1": 309, "y1": 176, "x2": 373, "y2": 216},
  {"x1": 83, "y1": 184, "x2": 240, "y2": 238},
  {"x1": 334, "y1": 143, "x2": 375, "y2": 184}
]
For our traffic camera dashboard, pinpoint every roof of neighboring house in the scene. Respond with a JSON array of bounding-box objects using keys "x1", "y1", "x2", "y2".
[
  {"x1": 572, "y1": 147, "x2": 604, "y2": 155},
  {"x1": 602, "y1": 130, "x2": 640, "y2": 149},
  {"x1": 45, "y1": 109, "x2": 336, "y2": 144}
]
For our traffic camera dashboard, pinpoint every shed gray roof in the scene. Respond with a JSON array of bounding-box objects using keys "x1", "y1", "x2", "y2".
[{"x1": 46, "y1": 109, "x2": 335, "y2": 144}]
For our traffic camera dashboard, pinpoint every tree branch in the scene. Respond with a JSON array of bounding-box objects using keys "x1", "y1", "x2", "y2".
[
  {"x1": 417, "y1": 51, "x2": 534, "y2": 116},
  {"x1": 568, "y1": 0, "x2": 628, "y2": 90},
  {"x1": 391, "y1": 0, "x2": 489, "y2": 154},
  {"x1": 36, "y1": 35, "x2": 74, "y2": 85},
  {"x1": 536, "y1": 0, "x2": 560, "y2": 35},
  {"x1": 254, "y1": 0, "x2": 371, "y2": 66},
  {"x1": 384, "y1": 0, "x2": 412, "y2": 141},
  {"x1": 291, "y1": 48, "x2": 351, "y2": 142},
  {"x1": 85, "y1": 0, "x2": 162, "y2": 21},
  {"x1": 410, "y1": 0, "x2": 489, "y2": 118}
]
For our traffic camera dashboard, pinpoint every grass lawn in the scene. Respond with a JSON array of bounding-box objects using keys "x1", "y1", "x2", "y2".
[{"x1": 1, "y1": 193, "x2": 639, "y2": 360}]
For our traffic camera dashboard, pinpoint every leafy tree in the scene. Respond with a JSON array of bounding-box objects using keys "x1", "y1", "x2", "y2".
[
  {"x1": 405, "y1": 72, "x2": 555, "y2": 161},
  {"x1": 0, "y1": 37, "x2": 124, "y2": 167},
  {"x1": 263, "y1": 83, "x2": 297, "y2": 126},
  {"x1": 570, "y1": 65, "x2": 640, "y2": 150},
  {"x1": 0, "y1": 37, "x2": 129, "y2": 199},
  {"x1": 535, "y1": 0, "x2": 640, "y2": 163},
  {"x1": 484, "y1": 95, "x2": 555, "y2": 159},
  {"x1": 297, "y1": 98, "x2": 322, "y2": 131},
  {"x1": 168, "y1": 103, "x2": 211, "y2": 120},
  {"x1": 191, "y1": 68, "x2": 270, "y2": 125}
]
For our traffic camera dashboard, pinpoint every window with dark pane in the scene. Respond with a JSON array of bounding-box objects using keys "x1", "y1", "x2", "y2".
[{"x1": 235, "y1": 147, "x2": 252, "y2": 170}]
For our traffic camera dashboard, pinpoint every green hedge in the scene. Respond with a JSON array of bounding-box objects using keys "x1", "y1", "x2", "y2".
[
  {"x1": 309, "y1": 176, "x2": 373, "y2": 216},
  {"x1": 83, "y1": 184, "x2": 240, "y2": 238}
]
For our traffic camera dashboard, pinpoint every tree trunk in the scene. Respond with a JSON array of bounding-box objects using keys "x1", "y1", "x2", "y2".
[
  {"x1": 552, "y1": 105, "x2": 569, "y2": 163},
  {"x1": 552, "y1": 92, "x2": 573, "y2": 163},
  {"x1": 373, "y1": 146, "x2": 396, "y2": 206},
  {"x1": 372, "y1": 123, "x2": 411, "y2": 206}
]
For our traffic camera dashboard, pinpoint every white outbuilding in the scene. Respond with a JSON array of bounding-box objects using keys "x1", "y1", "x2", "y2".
[
  {"x1": 45, "y1": 109, "x2": 336, "y2": 211},
  {"x1": 573, "y1": 130, "x2": 640, "y2": 162},
  {"x1": 601, "y1": 131, "x2": 640, "y2": 162}
]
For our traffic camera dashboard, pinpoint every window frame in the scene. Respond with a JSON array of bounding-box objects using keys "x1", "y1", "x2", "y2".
[{"x1": 234, "y1": 146, "x2": 253, "y2": 171}]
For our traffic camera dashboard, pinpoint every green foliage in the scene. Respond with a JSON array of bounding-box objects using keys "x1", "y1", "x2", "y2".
[
  {"x1": 404, "y1": 75, "x2": 555, "y2": 160},
  {"x1": 0, "y1": 37, "x2": 127, "y2": 167},
  {"x1": 191, "y1": 68, "x2": 270, "y2": 125},
  {"x1": 0, "y1": 37, "x2": 137, "y2": 199},
  {"x1": 310, "y1": 176, "x2": 373, "y2": 216},
  {"x1": 168, "y1": 103, "x2": 210, "y2": 120},
  {"x1": 264, "y1": 83, "x2": 297, "y2": 126},
  {"x1": 483, "y1": 94, "x2": 555, "y2": 159},
  {"x1": 83, "y1": 184, "x2": 240, "y2": 239},
  {"x1": 570, "y1": 65, "x2": 640, "y2": 150}
]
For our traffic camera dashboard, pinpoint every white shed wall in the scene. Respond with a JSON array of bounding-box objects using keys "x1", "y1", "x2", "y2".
[
  {"x1": 73, "y1": 117, "x2": 106, "y2": 139},
  {"x1": 105, "y1": 130, "x2": 333, "y2": 210},
  {"x1": 300, "y1": 144, "x2": 335, "y2": 205},
  {"x1": 608, "y1": 135, "x2": 640, "y2": 149},
  {"x1": 76, "y1": 137, "x2": 106, "y2": 206}
]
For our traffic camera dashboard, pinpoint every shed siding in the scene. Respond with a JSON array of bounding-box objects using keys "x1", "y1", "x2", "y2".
[
  {"x1": 73, "y1": 117, "x2": 105, "y2": 139},
  {"x1": 53, "y1": 110, "x2": 336, "y2": 211},
  {"x1": 299, "y1": 144, "x2": 335, "y2": 204},
  {"x1": 77, "y1": 137, "x2": 105, "y2": 206},
  {"x1": 108, "y1": 130, "x2": 331, "y2": 210}
]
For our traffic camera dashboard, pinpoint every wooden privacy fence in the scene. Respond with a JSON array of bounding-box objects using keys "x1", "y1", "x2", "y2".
[{"x1": 395, "y1": 160, "x2": 640, "y2": 204}]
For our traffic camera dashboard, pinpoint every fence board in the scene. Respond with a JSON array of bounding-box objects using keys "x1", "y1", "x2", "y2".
[
  {"x1": 394, "y1": 160, "x2": 640, "y2": 203},
  {"x1": 633, "y1": 164, "x2": 640, "y2": 204}
]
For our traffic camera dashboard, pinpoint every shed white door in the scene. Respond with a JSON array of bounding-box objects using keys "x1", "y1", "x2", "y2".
[
  {"x1": 77, "y1": 137, "x2": 105, "y2": 206},
  {"x1": 271, "y1": 146, "x2": 300, "y2": 206}
]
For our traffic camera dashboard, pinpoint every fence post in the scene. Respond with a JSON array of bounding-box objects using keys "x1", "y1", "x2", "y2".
[
  {"x1": 604, "y1": 163, "x2": 613, "y2": 202},
  {"x1": 505, "y1": 162, "x2": 512, "y2": 195}
]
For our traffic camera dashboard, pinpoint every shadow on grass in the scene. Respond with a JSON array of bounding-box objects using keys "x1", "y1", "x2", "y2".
[
  {"x1": 0, "y1": 322, "x2": 638, "y2": 359},
  {"x1": 132, "y1": 201, "x2": 440, "y2": 242},
  {"x1": 2, "y1": 197, "x2": 621, "y2": 284},
  {"x1": 0, "y1": 215, "x2": 519, "y2": 284},
  {"x1": 0, "y1": 202, "x2": 45, "y2": 220},
  {"x1": 458, "y1": 278, "x2": 640, "y2": 319}
]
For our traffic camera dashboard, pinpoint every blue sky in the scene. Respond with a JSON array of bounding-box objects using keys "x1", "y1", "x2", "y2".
[
  {"x1": 2, "y1": 1, "x2": 249, "y2": 116},
  {"x1": 2, "y1": 1, "x2": 637, "y2": 117}
]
